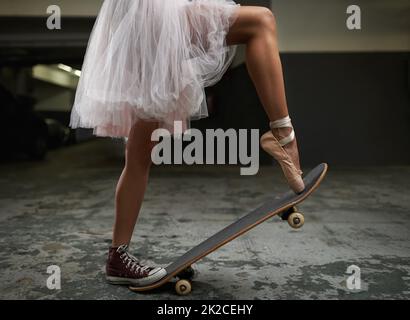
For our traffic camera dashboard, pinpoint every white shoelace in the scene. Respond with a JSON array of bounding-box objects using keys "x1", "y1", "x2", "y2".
[
  {"x1": 117, "y1": 245, "x2": 152, "y2": 274},
  {"x1": 120, "y1": 252, "x2": 151, "y2": 273}
]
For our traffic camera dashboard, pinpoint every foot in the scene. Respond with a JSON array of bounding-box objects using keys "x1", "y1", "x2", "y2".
[
  {"x1": 105, "y1": 244, "x2": 166, "y2": 286},
  {"x1": 260, "y1": 116, "x2": 305, "y2": 194},
  {"x1": 271, "y1": 127, "x2": 302, "y2": 171}
]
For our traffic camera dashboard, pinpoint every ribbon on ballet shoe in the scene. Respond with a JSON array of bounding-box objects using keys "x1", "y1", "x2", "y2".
[{"x1": 269, "y1": 116, "x2": 295, "y2": 147}]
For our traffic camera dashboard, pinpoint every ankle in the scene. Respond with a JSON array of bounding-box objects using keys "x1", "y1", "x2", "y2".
[
  {"x1": 111, "y1": 242, "x2": 129, "y2": 248},
  {"x1": 271, "y1": 127, "x2": 293, "y2": 141},
  {"x1": 109, "y1": 244, "x2": 129, "y2": 255}
]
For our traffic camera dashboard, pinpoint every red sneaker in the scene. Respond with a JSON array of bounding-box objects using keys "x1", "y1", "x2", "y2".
[{"x1": 105, "y1": 244, "x2": 166, "y2": 286}]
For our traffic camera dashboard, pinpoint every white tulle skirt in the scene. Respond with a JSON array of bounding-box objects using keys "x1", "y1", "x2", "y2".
[{"x1": 70, "y1": 0, "x2": 240, "y2": 138}]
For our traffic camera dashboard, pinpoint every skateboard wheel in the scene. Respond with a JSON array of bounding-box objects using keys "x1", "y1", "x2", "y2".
[
  {"x1": 177, "y1": 266, "x2": 195, "y2": 280},
  {"x1": 175, "y1": 279, "x2": 192, "y2": 296},
  {"x1": 288, "y1": 212, "x2": 305, "y2": 229}
]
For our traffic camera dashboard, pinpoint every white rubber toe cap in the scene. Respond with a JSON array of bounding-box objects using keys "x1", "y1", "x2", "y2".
[{"x1": 149, "y1": 267, "x2": 164, "y2": 276}]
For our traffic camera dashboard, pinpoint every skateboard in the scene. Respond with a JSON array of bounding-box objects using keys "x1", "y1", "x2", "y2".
[{"x1": 130, "y1": 163, "x2": 328, "y2": 295}]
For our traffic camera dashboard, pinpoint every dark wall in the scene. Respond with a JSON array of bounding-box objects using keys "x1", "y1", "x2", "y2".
[
  {"x1": 240, "y1": 0, "x2": 271, "y2": 6},
  {"x1": 193, "y1": 52, "x2": 410, "y2": 166},
  {"x1": 0, "y1": 17, "x2": 91, "y2": 66}
]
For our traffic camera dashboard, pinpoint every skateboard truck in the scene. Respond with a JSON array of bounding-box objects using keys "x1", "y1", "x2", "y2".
[
  {"x1": 175, "y1": 266, "x2": 196, "y2": 295},
  {"x1": 279, "y1": 206, "x2": 305, "y2": 229}
]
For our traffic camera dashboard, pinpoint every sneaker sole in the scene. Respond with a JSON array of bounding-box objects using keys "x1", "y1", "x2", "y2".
[{"x1": 106, "y1": 268, "x2": 167, "y2": 286}]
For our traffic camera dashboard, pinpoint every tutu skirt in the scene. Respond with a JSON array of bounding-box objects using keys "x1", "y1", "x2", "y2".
[{"x1": 70, "y1": 0, "x2": 240, "y2": 138}]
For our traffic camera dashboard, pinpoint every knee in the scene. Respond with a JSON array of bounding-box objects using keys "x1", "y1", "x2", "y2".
[{"x1": 256, "y1": 7, "x2": 277, "y2": 34}]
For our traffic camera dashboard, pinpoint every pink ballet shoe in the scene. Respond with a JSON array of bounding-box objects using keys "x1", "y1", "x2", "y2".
[{"x1": 260, "y1": 116, "x2": 305, "y2": 194}]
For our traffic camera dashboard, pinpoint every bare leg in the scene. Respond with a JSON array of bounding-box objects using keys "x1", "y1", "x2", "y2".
[
  {"x1": 112, "y1": 120, "x2": 158, "y2": 247},
  {"x1": 226, "y1": 6, "x2": 301, "y2": 170}
]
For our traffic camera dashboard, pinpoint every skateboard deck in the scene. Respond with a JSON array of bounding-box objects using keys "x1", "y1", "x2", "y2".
[{"x1": 130, "y1": 163, "x2": 328, "y2": 295}]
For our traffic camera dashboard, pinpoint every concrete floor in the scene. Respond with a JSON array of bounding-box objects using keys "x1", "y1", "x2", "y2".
[{"x1": 0, "y1": 139, "x2": 409, "y2": 300}]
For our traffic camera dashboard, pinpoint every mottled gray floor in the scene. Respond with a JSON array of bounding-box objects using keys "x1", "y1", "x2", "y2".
[{"x1": 0, "y1": 139, "x2": 409, "y2": 300}]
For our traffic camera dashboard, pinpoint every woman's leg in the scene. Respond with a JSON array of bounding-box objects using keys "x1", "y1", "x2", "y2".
[
  {"x1": 112, "y1": 120, "x2": 159, "y2": 247},
  {"x1": 226, "y1": 6, "x2": 301, "y2": 171}
]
